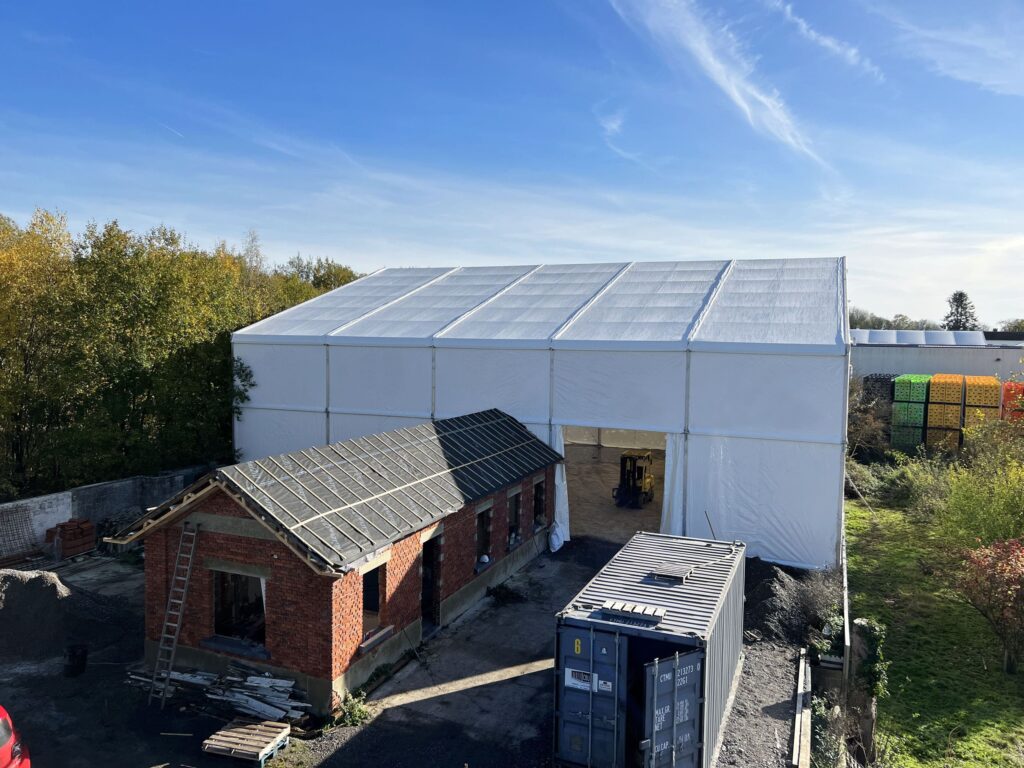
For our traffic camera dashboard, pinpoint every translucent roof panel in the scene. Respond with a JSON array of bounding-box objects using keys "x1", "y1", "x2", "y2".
[
  {"x1": 437, "y1": 262, "x2": 627, "y2": 345},
  {"x1": 851, "y1": 328, "x2": 988, "y2": 346},
  {"x1": 555, "y1": 260, "x2": 728, "y2": 348},
  {"x1": 691, "y1": 258, "x2": 845, "y2": 352},
  {"x1": 334, "y1": 265, "x2": 534, "y2": 342},
  {"x1": 235, "y1": 267, "x2": 452, "y2": 340}
]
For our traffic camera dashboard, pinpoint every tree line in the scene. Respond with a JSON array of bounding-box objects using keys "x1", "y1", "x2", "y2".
[
  {"x1": 0, "y1": 210, "x2": 358, "y2": 501},
  {"x1": 851, "y1": 290, "x2": 1023, "y2": 333}
]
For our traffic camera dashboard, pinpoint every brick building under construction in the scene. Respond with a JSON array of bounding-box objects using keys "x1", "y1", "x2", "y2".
[{"x1": 109, "y1": 410, "x2": 561, "y2": 714}]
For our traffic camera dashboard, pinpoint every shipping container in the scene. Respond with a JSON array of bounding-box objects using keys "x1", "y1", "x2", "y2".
[{"x1": 554, "y1": 533, "x2": 745, "y2": 768}]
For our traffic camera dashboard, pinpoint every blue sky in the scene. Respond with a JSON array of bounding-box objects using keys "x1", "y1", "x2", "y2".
[{"x1": 1, "y1": 0, "x2": 1022, "y2": 325}]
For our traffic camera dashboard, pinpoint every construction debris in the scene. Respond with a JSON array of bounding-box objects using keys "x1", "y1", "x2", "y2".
[{"x1": 128, "y1": 661, "x2": 311, "y2": 724}]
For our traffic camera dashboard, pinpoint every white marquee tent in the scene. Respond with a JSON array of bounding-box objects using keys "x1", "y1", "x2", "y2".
[{"x1": 233, "y1": 258, "x2": 850, "y2": 568}]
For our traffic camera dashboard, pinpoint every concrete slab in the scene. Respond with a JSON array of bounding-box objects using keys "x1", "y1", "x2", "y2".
[
  {"x1": 564, "y1": 444, "x2": 663, "y2": 543},
  {"x1": 307, "y1": 540, "x2": 617, "y2": 767},
  {"x1": 52, "y1": 556, "x2": 146, "y2": 604}
]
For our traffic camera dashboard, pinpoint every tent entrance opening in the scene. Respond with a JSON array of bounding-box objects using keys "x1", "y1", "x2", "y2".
[{"x1": 563, "y1": 427, "x2": 665, "y2": 545}]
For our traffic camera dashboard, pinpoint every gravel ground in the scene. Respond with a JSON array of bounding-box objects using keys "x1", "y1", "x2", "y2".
[
  {"x1": 715, "y1": 640, "x2": 799, "y2": 768},
  {"x1": 713, "y1": 557, "x2": 802, "y2": 768}
]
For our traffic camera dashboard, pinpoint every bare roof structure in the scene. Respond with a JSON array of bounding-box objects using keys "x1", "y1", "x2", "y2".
[{"x1": 109, "y1": 410, "x2": 562, "y2": 573}]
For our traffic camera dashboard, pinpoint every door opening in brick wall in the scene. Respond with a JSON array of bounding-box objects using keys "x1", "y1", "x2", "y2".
[
  {"x1": 213, "y1": 571, "x2": 266, "y2": 646},
  {"x1": 533, "y1": 479, "x2": 547, "y2": 531},
  {"x1": 421, "y1": 537, "x2": 440, "y2": 631},
  {"x1": 362, "y1": 565, "x2": 384, "y2": 638}
]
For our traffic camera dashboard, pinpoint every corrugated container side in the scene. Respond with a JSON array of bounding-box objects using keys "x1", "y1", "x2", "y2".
[{"x1": 702, "y1": 555, "x2": 745, "y2": 768}]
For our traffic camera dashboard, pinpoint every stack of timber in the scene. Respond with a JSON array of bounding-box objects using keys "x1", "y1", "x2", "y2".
[{"x1": 128, "y1": 661, "x2": 311, "y2": 723}]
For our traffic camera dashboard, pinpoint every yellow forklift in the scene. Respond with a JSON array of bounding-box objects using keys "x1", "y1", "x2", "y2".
[{"x1": 612, "y1": 450, "x2": 655, "y2": 508}]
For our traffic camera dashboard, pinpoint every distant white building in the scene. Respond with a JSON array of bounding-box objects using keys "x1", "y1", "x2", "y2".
[{"x1": 851, "y1": 329, "x2": 1024, "y2": 379}]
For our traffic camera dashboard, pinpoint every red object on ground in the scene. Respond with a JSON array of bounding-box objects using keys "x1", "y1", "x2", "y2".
[
  {"x1": 0, "y1": 705, "x2": 31, "y2": 768},
  {"x1": 44, "y1": 519, "x2": 96, "y2": 560}
]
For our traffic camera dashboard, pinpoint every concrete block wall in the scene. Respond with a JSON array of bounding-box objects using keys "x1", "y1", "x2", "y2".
[{"x1": 0, "y1": 466, "x2": 205, "y2": 558}]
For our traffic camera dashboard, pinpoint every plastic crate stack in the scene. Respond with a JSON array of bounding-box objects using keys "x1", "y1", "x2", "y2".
[
  {"x1": 862, "y1": 373, "x2": 896, "y2": 440},
  {"x1": 926, "y1": 373, "x2": 964, "y2": 452},
  {"x1": 963, "y1": 376, "x2": 1001, "y2": 428},
  {"x1": 891, "y1": 374, "x2": 930, "y2": 451},
  {"x1": 1004, "y1": 382, "x2": 1024, "y2": 422}
]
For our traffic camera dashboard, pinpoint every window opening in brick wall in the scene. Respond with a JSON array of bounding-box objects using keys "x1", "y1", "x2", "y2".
[
  {"x1": 476, "y1": 508, "x2": 491, "y2": 567},
  {"x1": 213, "y1": 571, "x2": 266, "y2": 646},
  {"x1": 362, "y1": 565, "x2": 384, "y2": 638},
  {"x1": 533, "y1": 480, "x2": 547, "y2": 530},
  {"x1": 508, "y1": 492, "x2": 522, "y2": 549}
]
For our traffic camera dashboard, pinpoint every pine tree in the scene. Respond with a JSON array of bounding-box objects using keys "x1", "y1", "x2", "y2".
[{"x1": 942, "y1": 291, "x2": 980, "y2": 331}]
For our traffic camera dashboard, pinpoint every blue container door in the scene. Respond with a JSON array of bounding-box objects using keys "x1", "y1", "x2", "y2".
[
  {"x1": 640, "y1": 649, "x2": 704, "y2": 768},
  {"x1": 555, "y1": 626, "x2": 627, "y2": 767}
]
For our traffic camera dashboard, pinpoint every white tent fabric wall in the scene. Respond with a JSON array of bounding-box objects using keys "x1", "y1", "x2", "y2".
[
  {"x1": 548, "y1": 425, "x2": 570, "y2": 551},
  {"x1": 233, "y1": 257, "x2": 849, "y2": 568}
]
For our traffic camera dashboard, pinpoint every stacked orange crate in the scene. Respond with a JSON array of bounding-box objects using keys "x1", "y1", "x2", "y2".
[
  {"x1": 926, "y1": 373, "x2": 963, "y2": 451},
  {"x1": 964, "y1": 376, "x2": 1001, "y2": 427}
]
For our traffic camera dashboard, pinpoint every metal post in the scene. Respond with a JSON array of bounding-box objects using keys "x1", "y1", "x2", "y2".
[
  {"x1": 650, "y1": 657, "x2": 659, "y2": 768},
  {"x1": 612, "y1": 632, "x2": 621, "y2": 767}
]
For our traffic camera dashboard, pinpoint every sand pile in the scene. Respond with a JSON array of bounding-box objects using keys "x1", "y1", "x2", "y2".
[{"x1": 0, "y1": 569, "x2": 71, "y2": 659}]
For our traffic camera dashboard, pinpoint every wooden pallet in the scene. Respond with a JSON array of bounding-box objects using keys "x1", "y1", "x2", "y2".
[{"x1": 202, "y1": 719, "x2": 291, "y2": 767}]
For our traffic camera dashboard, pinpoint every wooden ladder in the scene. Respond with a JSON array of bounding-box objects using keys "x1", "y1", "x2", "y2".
[{"x1": 149, "y1": 522, "x2": 199, "y2": 708}]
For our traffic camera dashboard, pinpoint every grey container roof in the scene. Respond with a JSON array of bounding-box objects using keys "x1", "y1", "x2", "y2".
[
  {"x1": 559, "y1": 532, "x2": 745, "y2": 641},
  {"x1": 114, "y1": 410, "x2": 562, "y2": 573}
]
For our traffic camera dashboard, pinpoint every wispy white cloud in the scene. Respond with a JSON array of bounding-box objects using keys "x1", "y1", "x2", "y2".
[
  {"x1": 597, "y1": 107, "x2": 626, "y2": 138},
  {"x1": 883, "y1": 10, "x2": 1024, "y2": 96},
  {"x1": 609, "y1": 0, "x2": 821, "y2": 163},
  {"x1": 764, "y1": 0, "x2": 884, "y2": 81}
]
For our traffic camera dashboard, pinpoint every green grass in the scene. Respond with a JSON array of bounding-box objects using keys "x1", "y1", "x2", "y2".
[{"x1": 846, "y1": 502, "x2": 1024, "y2": 766}]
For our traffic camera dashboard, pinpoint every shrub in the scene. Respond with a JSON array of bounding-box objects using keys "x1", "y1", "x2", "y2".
[
  {"x1": 959, "y1": 539, "x2": 1024, "y2": 674},
  {"x1": 810, "y1": 695, "x2": 845, "y2": 768},
  {"x1": 333, "y1": 691, "x2": 372, "y2": 727},
  {"x1": 936, "y1": 459, "x2": 1024, "y2": 548},
  {"x1": 754, "y1": 567, "x2": 842, "y2": 646},
  {"x1": 873, "y1": 454, "x2": 948, "y2": 514}
]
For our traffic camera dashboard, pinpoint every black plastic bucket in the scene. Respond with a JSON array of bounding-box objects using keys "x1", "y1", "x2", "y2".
[{"x1": 63, "y1": 643, "x2": 88, "y2": 677}]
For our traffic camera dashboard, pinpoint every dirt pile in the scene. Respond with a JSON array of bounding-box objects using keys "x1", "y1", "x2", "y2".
[
  {"x1": 745, "y1": 559, "x2": 841, "y2": 644},
  {"x1": 0, "y1": 569, "x2": 72, "y2": 660}
]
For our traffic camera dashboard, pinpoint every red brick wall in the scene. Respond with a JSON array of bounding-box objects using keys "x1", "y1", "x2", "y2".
[
  {"x1": 381, "y1": 533, "x2": 422, "y2": 631},
  {"x1": 144, "y1": 464, "x2": 557, "y2": 684},
  {"x1": 437, "y1": 465, "x2": 555, "y2": 601},
  {"x1": 145, "y1": 489, "x2": 337, "y2": 680}
]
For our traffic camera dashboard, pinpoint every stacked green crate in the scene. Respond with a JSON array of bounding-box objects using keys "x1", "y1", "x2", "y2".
[{"x1": 891, "y1": 374, "x2": 930, "y2": 451}]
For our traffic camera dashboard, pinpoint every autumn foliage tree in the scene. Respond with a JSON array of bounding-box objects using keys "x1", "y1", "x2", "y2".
[
  {"x1": 960, "y1": 539, "x2": 1024, "y2": 673},
  {"x1": 0, "y1": 210, "x2": 358, "y2": 500}
]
